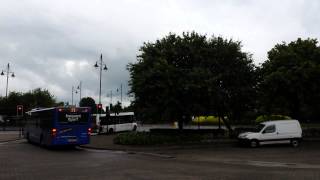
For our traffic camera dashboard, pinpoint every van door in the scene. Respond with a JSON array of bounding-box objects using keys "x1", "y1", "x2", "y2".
[{"x1": 260, "y1": 125, "x2": 278, "y2": 144}]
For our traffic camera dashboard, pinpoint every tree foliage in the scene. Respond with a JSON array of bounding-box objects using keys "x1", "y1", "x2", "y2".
[
  {"x1": 259, "y1": 38, "x2": 320, "y2": 122},
  {"x1": 110, "y1": 101, "x2": 122, "y2": 114},
  {"x1": 0, "y1": 88, "x2": 56, "y2": 115},
  {"x1": 79, "y1": 97, "x2": 97, "y2": 113},
  {"x1": 128, "y1": 32, "x2": 257, "y2": 129}
]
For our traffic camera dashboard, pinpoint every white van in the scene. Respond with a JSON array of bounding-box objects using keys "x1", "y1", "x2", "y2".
[{"x1": 238, "y1": 120, "x2": 302, "y2": 147}]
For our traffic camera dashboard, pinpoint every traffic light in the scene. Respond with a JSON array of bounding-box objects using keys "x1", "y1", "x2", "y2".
[
  {"x1": 17, "y1": 105, "x2": 23, "y2": 116},
  {"x1": 97, "y1": 104, "x2": 102, "y2": 114}
]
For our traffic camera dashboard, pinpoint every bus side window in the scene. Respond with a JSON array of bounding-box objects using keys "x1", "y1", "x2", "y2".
[
  {"x1": 109, "y1": 117, "x2": 115, "y2": 125},
  {"x1": 125, "y1": 116, "x2": 132, "y2": 123},
  {"x1": 115, "y1": 117, "x2": 119, "y2": 124},
  {"x1": 117, "y1": 117, "x2": 120, "y2": 124},
  {"x1": 33, "y1": 112, "x2": 39, "y2": 127},
  {"x1": 39, "y1": 111, "x2": 52, "y2": 128}
]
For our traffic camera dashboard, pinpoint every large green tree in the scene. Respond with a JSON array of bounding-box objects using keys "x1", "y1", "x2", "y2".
[
  {"x1": 79, "y1": 97, "x2": 97, "y2": 113},
  {"x1": 128, "y1": 32, "x2": 257, "y2": 130},
  {"x1": 259, "y1": 38, "x2": 320, "y2": 122}
]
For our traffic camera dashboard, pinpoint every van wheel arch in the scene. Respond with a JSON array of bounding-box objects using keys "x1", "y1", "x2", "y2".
[{"x1": 250, "y1": 139, "x2": 259, "y2": 148}]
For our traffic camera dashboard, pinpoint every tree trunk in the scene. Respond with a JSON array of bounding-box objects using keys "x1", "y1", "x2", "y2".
[
  {"x1": 178, "y1": 118, "x2": 184, "y2": 131},
  {"x1": 221, "y1": 116, "x2": 233, "y2": 133}
]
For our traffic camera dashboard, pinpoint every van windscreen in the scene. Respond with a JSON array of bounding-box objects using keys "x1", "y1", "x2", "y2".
[{"x1": 253, "y1": 124, "x2": 265, "y2": 132}]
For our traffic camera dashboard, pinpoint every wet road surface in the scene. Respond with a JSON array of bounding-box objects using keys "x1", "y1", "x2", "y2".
[{"x1": 1, "y1": 140, "x2": 320, "y2": 180}]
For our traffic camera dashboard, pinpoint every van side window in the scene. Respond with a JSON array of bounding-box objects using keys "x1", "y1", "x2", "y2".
[{"x1": 263, "y1": 125, "x2": 275, "y2": 133}]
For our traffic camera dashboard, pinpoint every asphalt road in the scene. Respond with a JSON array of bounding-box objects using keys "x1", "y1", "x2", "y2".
[{"x1": 1, "y1": 140, "x2": 320, "y2": 180}]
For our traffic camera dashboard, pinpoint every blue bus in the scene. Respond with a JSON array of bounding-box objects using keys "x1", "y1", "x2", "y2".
[{"x1": 24, "y1": 107, "x2": 92, "y2": 146}]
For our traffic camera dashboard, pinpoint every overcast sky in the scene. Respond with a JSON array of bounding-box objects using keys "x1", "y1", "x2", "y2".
[{"x1": 0, "y1": 0, "x2": 319, "y2": 106}]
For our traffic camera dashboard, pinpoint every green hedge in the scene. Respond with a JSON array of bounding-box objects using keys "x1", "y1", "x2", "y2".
[
  {"x1": 191, "y1": 116, "x2": 224, "y2": 125},
  {"x1": 114, "y1": 131, "x2": 209, "y2": 145},
  {"x1": 255, "y1": 115, "x2": 291, "y2": 123}
]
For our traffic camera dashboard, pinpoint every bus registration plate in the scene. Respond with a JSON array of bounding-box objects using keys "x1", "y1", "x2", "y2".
[{"x1": 68, "y1": 138, "x2": 77, "y2": 143}]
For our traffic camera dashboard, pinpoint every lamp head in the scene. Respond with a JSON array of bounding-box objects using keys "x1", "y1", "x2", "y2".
[
  {"x1": 94, "y1": 62, "x2": 99, "y2": 68},
  {"x1": 103, "y1": 65, "x2": 108, "y2": 70}
]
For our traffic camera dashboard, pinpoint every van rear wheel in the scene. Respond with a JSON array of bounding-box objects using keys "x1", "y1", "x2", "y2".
[
  {"x1": 291, "y1": 139, "x2": 299, "y2": 147},
  {"x1": 250, "y1": 140, "x2": 259, "y2": 148}
]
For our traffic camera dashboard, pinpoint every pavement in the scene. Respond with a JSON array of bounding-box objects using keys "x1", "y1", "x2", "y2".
[{"x1": 0, "y1": 131, "x2": 23, "y2": 142}]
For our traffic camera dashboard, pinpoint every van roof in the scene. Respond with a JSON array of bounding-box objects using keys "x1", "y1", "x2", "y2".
[{"x1": 261, "y1": 120, "x2": 299, "y2": 125}]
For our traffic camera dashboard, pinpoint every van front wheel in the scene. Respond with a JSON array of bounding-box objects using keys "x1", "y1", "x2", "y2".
[
  {"x1": 291, "y1": 139, "x2": 299, "y2": 147},
  {"x1": 250, "y1": 140, "x2": 259, "y2": 148}
]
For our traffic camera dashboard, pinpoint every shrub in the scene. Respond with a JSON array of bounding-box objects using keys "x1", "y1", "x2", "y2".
[
  {"x1": 113, "y1": 130, "x2": 225, "y2": 145},
  {"x1": 191, "y1": 116, "x2": 224, "y2": 125},
  {"x1": 255, "y1": 115, "x2": 291, "y2": 123}
]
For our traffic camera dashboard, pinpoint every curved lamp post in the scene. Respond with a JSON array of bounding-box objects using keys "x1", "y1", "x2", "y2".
[
  {"x1": 75, "y1": 81, "x2": 82, "y2": 106},
  {"x1": 94, "y1": 54, "x2": 108, "y2": 126},
  {"x1": 1, "y1": 63, "x2": 15, "y2": 99}
]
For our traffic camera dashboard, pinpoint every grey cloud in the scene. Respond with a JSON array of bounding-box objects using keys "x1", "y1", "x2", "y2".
[{"x1": 1, "y1": 0, "x2": 320, "y2": 106}]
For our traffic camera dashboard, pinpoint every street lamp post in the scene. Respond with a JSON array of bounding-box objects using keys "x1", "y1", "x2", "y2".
[
  {"x1": 94, "y1": 54, "x2": 108, "y2": 126},
  {"x1": 75, "y1": 81, "x2": 82, "y2": 106},
  {"x1": 1, "y1": 63, "x2": 15, "y2": 99}
]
